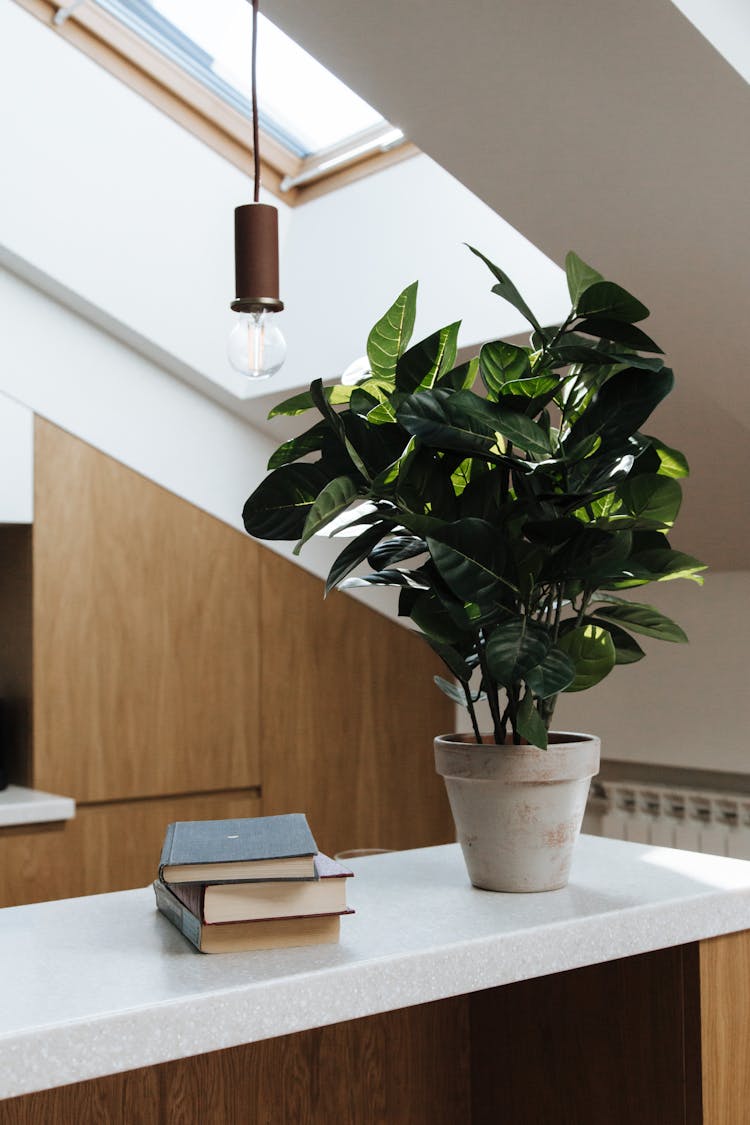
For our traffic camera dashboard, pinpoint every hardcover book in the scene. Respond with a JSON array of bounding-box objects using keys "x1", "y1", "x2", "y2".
[
  {"x1": 168, "y1": 852, "x2": 353, "y2": 924},
  {"x1": 159, "y1": 813, "x2": 317, "y2": 883},
  {"x1": 153, "y1": 879, "x2": 348, "y2": 954}
]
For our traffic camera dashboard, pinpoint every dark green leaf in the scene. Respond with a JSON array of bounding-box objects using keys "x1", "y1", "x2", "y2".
[
  {"x1": 410, "y1": 591, "x2": 469, "y2": 643},
  {"x1": 525, "y1": 648, "x2": 576, "y2": 697},
  {"x1": 396, "y1": 322, "x2": 461, "y2": 393},
  {"x1": 426, "y1": 639, "x2": 473, "y2": 681},
  {"x1": 396, "y1": 389, "x2": 506, "y2": 464},
  {"x1": 591, "y1": 601, "x2": 688, "y2": 642},
  {"x1": 576, "y1": 281, "x2": 649, "y2": 323},
  {"x1": 467, "y1": 245, "x2": 544, "y2": 334},
  {"x1": 565, "y1": 251, "x2": 603, "y2": 306},
  {"x1": 268, "y1": 384, "x2": 355, "y2": 419},
  {"x1": 613, "y1": 549, "x2": 707, "y2": 586},
  {"x1": 366, "y1": 282, "x2": 418, "y2": 381},
  {"x1": 568, "y1": 366, "x2": 674, "y2": 448},
  {"x1": 295, "y1": 475, "x2": 358, "y2": 553},
  {"x1": 479, "y1": 341, "x2": 531, "y2": 398},
  {"x1": 438, "y1": 357, "x2": 479, "y2": 391},
  {"x1": 243, "y1": 463, "x2": 330, "y2": 540},
  {"x1": 557, "y1": 624, "x2": 616, "y2": 691},
  {"x1": 369, "y1": 535, "x2": 426, "y2": 570},
  {"x1": 427, "y1": 518, "x2": 516, "y2": 604},
  {"x1": 575, "y1": 317, "x2": 663, "y2": 353},
  {"x1": 515, "y1": 691, "x2": 549, "y2": 748},
  {"x1": 616, "y1": 475, "x2": 682, "y2": 529},
  {"x1": 587, "y1": 619, "x2": 646, "y2": 664},
  {"x1": 267, "y1": 422, "x2": 327, "y2": 469},
  {"x1": 451, "y1": 392, "x2": 552, "y2": 455},
  {"x1": 486, "y1": 617, "x2": 550, "y2": 686},
  {"x1": 325, "y1": 523, "x2": 390, "y2": 594},
  {"x1": 340, "y1": 567, "x2": 430, "y2": 590}
]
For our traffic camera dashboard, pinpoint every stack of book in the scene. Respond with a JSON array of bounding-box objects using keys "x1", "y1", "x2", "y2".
[{"x1": 153, "y1": 813, "x2": 354, "y2": 953}]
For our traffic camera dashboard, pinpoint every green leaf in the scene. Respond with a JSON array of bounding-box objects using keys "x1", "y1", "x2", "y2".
[
  {"x1": 426, "y1": 639, "x2": 473, "y2": 681},
  {"x1": 396, "y1": 390, "x2": 506, "y2": 464},
  {"x1": 396, "y1": 322, "x2": 461, "y2": 393},
  {"x1": 268, "y1": 384, "x2": 355, "y2": 418},
  {"x1": 427, "y1": 518, "x2": 517, "y2": 604},
  {"x1": 451, "y1": 392, "x2": 552, "y2": 455},
  {"x1": 525, "y1": 647, "x2": 576, "y2": 698},
  {"x1": 557, "y1": 625, "x2": 616, "y2": 692},
  {"x1": 576, "y1": 281, "x2": 649, "y2": 323},
  {"x1": 591, "y1": 601, "x2": 688, "y2": 643},
  {"x1": 616, "y1": 475, "x2": 682, "y2": 529},
  {"x1": 515, "y1": 691, "x2": 549, "y2": 748},
  {"x1": 616, "y1": 549, "x2": 707, "y2": 586},
  {"x1": 295, "y1": 475, "x2": 358, "y2": 554},
  {"x1": 479, "y1": 341, "x2": 531, "y2": 398},
  {"x1": 410, "y1": 591, "x2": 468, "y2": 644},
  {"x1": 565, "y1": 251, "x2": 603, "y2": 306},
  {"x1": 434, "y1": 676, "x2": 472, "y2": 707},
  {"x1": 486, "y1": 617, "x2": 550, "y2": 686},
  {"x1": 645, "y1": 437, "x2": 690, "y2": 479},
  {"x1": 369, "y1": 535, "x2": 426, "y2": 570},
  {"x1": 438, "y1": 357, "x2": 479, "y2": 391},
  {"x1": 340, "y1": 567, "x2": 430, "y2": 590},
  {"x1": 243, "y1": 463, "x2": 330, "y2": 540},
  {"x1": 575, "y1": 317, "x2": 663, "y2": 353},
  {"x1": 568, "y1": 366, "x2": 674, "y2": 447},
  {"x1": 267, "y1": 422, "x2": 328, "y2": 469},
  {"x1": 366, "y1": 282, "x2": 418, "y2": 381},
  {"x1": 325, "y1": 523, "x2": 389, "y2": 594},
  {"x1": 310, "y1": 378, "x2": 371, "y2": 482},
  {"x1": 467, "y1": 245, "x2": 544, "y2": 334},
  {"x1": 587, "y1": 619, "x2": 646, "y2": 664}
]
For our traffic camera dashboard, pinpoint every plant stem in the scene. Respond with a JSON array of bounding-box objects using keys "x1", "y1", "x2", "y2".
[
  {"x1": 478, "y1": 634, "x2": 504, "y2": 744},
  {"x1": 462, "y1": 681, "x2": 483, "y2": 744}
]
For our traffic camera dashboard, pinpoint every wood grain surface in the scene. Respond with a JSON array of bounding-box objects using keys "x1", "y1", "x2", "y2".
[
  {"x1": 0, "y1": 789, "x2": 261, "y2": 907},
  {"x1": 258, "y1": 549, "x2": 456, "y2": 858},
  {"x1": 700, "y1": 930, "x2": 750, "y2": 1124},
  {"x1": 470, "y1": 945, "x2": 702, "y2": 1125},
  {"x1": 0, "y1": 997, "x2": 470, "y2": 1125},
  {"x1": 32, "y1": 419, "x2": 261, "y2": 801}
]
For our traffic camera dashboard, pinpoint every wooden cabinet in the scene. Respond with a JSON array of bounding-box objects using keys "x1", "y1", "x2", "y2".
[
  {"x1": 32, "y1": 419, "x2": 262, "y2": 802},
  {"x1": 0, "y1": 419, "x2": 453, "y2": 906}
]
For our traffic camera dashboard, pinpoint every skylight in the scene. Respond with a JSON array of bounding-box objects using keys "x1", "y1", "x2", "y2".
[{"x1": 96, "y1": 0, "x2": 391, "y2": 156}]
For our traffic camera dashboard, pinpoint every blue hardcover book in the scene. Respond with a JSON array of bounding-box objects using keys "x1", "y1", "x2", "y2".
[{"x1": 159, "y1": 813, "x2": 318, "y2": 884}]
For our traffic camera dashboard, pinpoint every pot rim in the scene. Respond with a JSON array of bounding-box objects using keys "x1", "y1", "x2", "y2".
[{"x1": 435, "y1": 731, "x2": 597, "y2": 751}]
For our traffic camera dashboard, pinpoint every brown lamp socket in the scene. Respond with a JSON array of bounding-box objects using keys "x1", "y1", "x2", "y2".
[{"x1": 231, "y1": 202, "x2": 284, "y2": 313}]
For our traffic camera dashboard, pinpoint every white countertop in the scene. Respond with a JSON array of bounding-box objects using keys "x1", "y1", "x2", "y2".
[
  {"x1": 2, "y1": 835, "x2": 750, "y2": 1099},
  {"x1": 0, "y1": 784, "x2": 75, "y2": 827}
]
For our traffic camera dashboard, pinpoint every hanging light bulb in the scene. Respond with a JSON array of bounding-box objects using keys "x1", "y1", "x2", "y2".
[
  {"x1": 228, "y1": 0, "x2": 286, "y2": 380},
  {"x1": 228, "y1": 309, "x2": 286, "y2": 380}
]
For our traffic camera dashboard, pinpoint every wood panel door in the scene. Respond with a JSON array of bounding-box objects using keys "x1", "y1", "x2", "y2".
[
  {"x1": 259, "y1": 551, "x2": 456, "y2": 858},
  {"x1": 32, "y1": 420, "x2": 261, "y2": 802}
]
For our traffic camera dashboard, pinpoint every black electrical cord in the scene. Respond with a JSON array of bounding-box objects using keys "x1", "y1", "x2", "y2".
[{"x1": 251, "y1": 0, "x2": 260, "y2": 202}]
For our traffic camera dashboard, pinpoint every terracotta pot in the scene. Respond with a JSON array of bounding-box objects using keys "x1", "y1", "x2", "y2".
[{"x1": 434, "y1": 732, "x2": 600, "y2": 892}]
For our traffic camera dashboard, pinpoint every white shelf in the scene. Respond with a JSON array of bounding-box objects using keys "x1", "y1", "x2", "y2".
[
  {"x1": 0, "y1": 836, "x2": 749, "y2": 1099},
  {"x1": 0, "y1": 785, "x2": 75, "y2": 827}
]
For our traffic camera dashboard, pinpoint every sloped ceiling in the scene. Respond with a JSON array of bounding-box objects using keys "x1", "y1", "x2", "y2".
[{"x1": 258, "y1": 0, "x2": 750, "y2": 571}]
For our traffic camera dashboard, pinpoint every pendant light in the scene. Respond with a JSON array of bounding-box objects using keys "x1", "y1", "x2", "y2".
[{"x1": 228, "y1": 0, "x2": 286, "y2": 380}]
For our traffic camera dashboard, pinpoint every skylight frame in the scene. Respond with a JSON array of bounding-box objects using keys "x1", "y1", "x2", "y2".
[{"x1": 92, "y1": 0, "x2": 398, "y2": 162}]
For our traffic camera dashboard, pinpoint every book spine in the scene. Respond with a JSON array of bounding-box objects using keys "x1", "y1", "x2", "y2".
[
  {"x1": 158, "y1": 821, "x2": 177, "y2": 878},
  {"x1": 153, "y1": 880, "x2": 203, "y2": 952}
]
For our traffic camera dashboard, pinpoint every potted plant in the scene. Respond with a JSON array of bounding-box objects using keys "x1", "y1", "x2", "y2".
[{"x1": 243, "y1": 248, "x2": 705, "y2": 892}]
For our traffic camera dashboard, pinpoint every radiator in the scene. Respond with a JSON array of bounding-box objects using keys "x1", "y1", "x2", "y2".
[{"x1": 585, "y1": 779, "x2": 750, "y2": 860}]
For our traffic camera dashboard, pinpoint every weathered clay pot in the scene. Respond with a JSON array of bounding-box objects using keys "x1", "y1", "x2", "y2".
[{"x1": 434, "y1": 732, "x2": 600, "y2": 892}]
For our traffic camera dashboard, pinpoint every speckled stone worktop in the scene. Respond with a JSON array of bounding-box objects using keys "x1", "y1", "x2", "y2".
[{"x1": 1, "y1": 836, "x2": 750, "y2": 1099}]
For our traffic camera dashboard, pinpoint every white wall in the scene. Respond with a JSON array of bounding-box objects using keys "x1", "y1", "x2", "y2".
[
  {"x1": 0, "y1": 0, "x2": 292, "y2": 404},
  {"x1": 0, "y1": 395, "x2": 33, "y2": 523},
  {"x1": 275, "y1": 154, "x2": 568, "y2": 394},
  {"x1": 553, "y1": 575, "x2": 750, "y2": 774}
]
